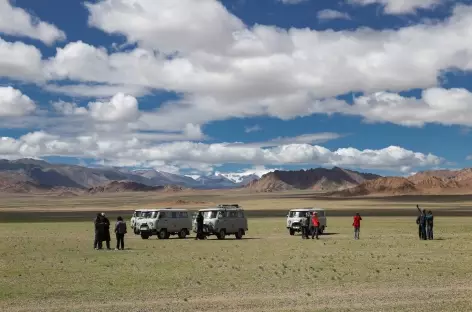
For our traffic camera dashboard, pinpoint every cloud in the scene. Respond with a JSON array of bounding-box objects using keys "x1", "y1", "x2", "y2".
[
  {"x1": 0, "y1": 0, "x2": 65, "y2": 44},
  {"x1": 0, "y1": 37, "x2": 43, "y2": 82},
  {"x1": 278, "y1": 0, "x2": 308, "y2": 4},
  {"x1": 51, "y1": 100, "x2": 88, "y2": 116},
  {"x1": 233, "y1": 132, "x2": 343, "y2": 148},
  {"x1": 44, "y1": 84, "x2": 151, "y2": 98},
  {"x1": 328, "y1": 88, "x2": 472, "y2": 127},
  {"x1": 0, "y1": 86, "x2": 36, "y2": 116},
  {"x1": 347, "y1": 0, "x2": 443, "y2": 14},
  {"x1": 34, "y1": 3, "x2": 472, "y2": 128},
  {"x1": 0, "y1": 131, "x2": 443, "y2": 172},
  {"x1": 88, "y1": 93, "x2": 140, "y2": 122},
  {"x1": 245, "y1": 125, "x2": 262, "y2": 133},
  {"x1": 85, "y1": 0, "x2": 245, "y2": 54},
  {"x1": 317, "y1": 9, "x2": 352, "y2": 21}
]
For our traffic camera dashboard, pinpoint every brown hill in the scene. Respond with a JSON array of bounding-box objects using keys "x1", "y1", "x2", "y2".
[
  {"x1": 329, "y1": 168, "x2": 472, "y2": 197},
  {"x1": 87, "y1": 181, "x2": 187, "y2": 194},
  {"x1": 330, "y1": 177, "x2": 418, "y2": 197},
  {"x1": 245, "y1": 167, "x2": 381, "y2": 192}
]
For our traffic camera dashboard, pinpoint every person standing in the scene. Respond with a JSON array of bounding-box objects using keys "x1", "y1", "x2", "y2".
[
  {"x1": 301, "y1": 212, "x2": 311, "y2": 239},
  {"x1": 420, "y1": 209, "x2": 427, "y2": 240},
  {"x1": 195, "y1": 211, "x2": 204, "y2": 240},
  {"x1": 426, "y1": 210, "x2": 434, "y2": 240},
  {"x1": 114, "y1": 216, "x2": 127, "y2": 250},
  {"x1": 415, "y1": 214, "x2": 422, "y2": 240},
  {"x1": 95, "y1": 215, "x2": 106, "y2": 250},
  {"x1": 311, "y1": 212, "x2": 320, "y2": 240},
  {"x1": 93, "y1": 213, "x2": 101, "y2": 249},
  {"x1": 353, "y1": 212, "x2": 362, "y2": 240},
  {"x1": 101, "y1": 212, "x2": 111, "y2": 249}
]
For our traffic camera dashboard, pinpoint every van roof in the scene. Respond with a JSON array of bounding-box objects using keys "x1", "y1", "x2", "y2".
[
  {"x1": 198, "y1": 207, "x2": 243, "y2": 212},
  {"x1": 289, "y1": 208, "x2": 325, "y2": 212},
  {"x1": 137, "y1": 208, "x2": 189, "y2": 212}
]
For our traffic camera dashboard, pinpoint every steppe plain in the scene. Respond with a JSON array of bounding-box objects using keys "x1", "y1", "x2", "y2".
[{"x1": 1, "y1": 189, "x2": 472, "y2": 312}]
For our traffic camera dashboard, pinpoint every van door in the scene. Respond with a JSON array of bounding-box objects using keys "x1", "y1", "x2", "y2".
[
  {"x1": 157, "y1": 211, "x2": 168, "y2": 230},
  {"x1": 170, "y1": 211, "x2": 179, "y2": 232}
]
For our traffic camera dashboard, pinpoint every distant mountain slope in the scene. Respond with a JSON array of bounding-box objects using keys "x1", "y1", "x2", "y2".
[
  {"x1": 87, "y1": 181, "x2": 187, "y2": 194},
  {"x1": 328, "y1": 168, "x2": 472, "y2": 197},
  {"x1": 245, "y1": 167, "x2": 381, "y2": 192}
]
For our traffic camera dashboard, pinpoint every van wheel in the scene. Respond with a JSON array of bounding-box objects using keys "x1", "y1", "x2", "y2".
[
  {"x1": 289, "y1": 229, "x2": 295, "y2": 236},
  {"x1": 158, "y1": 229, "x2": 168, "y2": 239},
  {"x1": 141, "y1": 233, "x2": 149, "y2": 239},
  {"x1": 217, "y1": 229, "x2": 226, "y2": 240},
  {"x1": 235, "y1": 229, "x2": 244, "y2": 239},
  {"x1": 178, "y1": 229, "x2": 187, "y2": 239}
]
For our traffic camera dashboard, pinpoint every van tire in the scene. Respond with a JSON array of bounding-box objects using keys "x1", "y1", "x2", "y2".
[
  {"x1": 289, "y1": 229, "x2": 295, "y2": 236},
  {"x1": 235, "y1": 229, "x2": 244, "y2": 239},
  {"x1": 319, "y1": 226, "x2": 325, "y2": 235},
  {"x1": 217, "y1": 229, "x2": 226, "y2": 240},
  {"x1": 141, "y1": 233, "x2": 149, "y2": 239},
  {"x1": 134, "y1": 228, "x2": 139, "y2": 234},
  {"x1": 158, "y1": 229, "x2": 168, "y2": 239},
  {"x1": 178, "y1": 229, "x2": 187, "y2": 239}
]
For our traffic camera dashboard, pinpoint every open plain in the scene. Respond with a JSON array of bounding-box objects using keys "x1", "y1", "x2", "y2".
[{"x1": 2, "y1": 190, "x2": 472, "y2": 312}]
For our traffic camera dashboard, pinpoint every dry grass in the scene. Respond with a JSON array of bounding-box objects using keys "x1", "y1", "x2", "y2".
[
  {"x1": 1, "y1": 216, "x2": 472, "y2": 311},
  {"x1": 2, "y1": 189, "x2": 472, "y2": 212}
]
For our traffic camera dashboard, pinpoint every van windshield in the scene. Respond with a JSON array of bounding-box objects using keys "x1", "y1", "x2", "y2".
[
  {"x1": 289, "y1": 211, "x2": 308, "y2": 217},
  {"x1": 203, "y1": 211, "x2": 218, "y2": 219}
]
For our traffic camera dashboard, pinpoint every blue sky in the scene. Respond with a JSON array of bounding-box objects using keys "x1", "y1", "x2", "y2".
[{"x1": 0, "y1": 0, "x2": 472, "y2": 177}]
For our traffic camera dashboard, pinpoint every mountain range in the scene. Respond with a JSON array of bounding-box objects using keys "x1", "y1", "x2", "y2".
[
  {"x1": 0, "y1": 158, "x2": 258, "y2": 193},
  {"x1": 2, "y1": 158, "x2": 472, "y2": 196}
]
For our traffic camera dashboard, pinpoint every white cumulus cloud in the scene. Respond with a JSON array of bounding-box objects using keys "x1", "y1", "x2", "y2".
[
  {"x1": 0, "y1": 86, "x2": 36, "y2": 116},
  {"x1": 348, "y1": 0, "x2": 443, "y2": 14},
  {"x1": 317, "y1": 9, "x2": 352, "y2": 21},
  {"x1": 0, "y1": 0, "x2": 66, "y2": 44},
  {"x1": 88, "y1": 93, "x2": 140, "y2": 122}
]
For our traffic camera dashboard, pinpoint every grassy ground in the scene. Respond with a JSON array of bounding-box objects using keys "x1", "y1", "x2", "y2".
[{"x1": 1, "y1": 217, "x2": 472, "y2": 311}]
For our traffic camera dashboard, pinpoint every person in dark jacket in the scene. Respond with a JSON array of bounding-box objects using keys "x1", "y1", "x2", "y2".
[
  {"x1": 101, "y1": 212, "x2": 111, "y2": 249},
  {"x1": 114, "y1": 216, "x2": 127, "y2": 250},
  {"x1": 426, "y1": 210, "x2": 434, "y2": 240},
  {"x1": 195, "y1": 212, "x2": 204, "y2": 240},
  {"x1": 95, "y1": 215, "x2": 106, "y2": 250},
  {"x1": 419, "y1": 209, "x2": 427, "y2": 240},
  {"x1": 94, "y1": 213, "x2": 101, "y2": 249},
  {"x1": 301, "y1": 212, "x2": 311, "y2": 239},
  {"x1": 415, "y1": 215, "x2": 422, "y2": 239}
]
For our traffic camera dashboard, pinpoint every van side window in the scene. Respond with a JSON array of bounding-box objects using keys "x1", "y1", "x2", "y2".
[
  {"x1": 179, "y1": 212, "x2": 188, "y2": 218},
  {"x1": 238, "y1": 211, "x2": 244, "y2": 218},
  {"x1": 159, "y1": 212, "x2": 166, "y2": 219},
  {"x1": 171, "y1": 212, "x2": 177, "y2": 218},
  {"x1": 229, "y1": 211, "x2": 238, "y2": 218},
  {"x1": 317, "y1": 211, "x2": 325, "y2": 217}
]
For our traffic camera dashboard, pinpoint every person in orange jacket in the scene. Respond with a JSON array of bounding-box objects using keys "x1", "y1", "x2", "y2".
[
  {"x1": 311, "y1": 212, "x2": 320, "y2": 239},
  {"x1": 353, "y1": 212, "x2": 362, "y2": 239}
]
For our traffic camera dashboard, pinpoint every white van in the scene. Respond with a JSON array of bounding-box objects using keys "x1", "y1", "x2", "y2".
[
  {"x1": 286, "y1": 208, "x2": 327, "y2": 236},
  {"x1": 134, "y1": 208, "x2": 192, "y2": 239},
  {"x1": 192, "y1": 204, "x2": 248, "y2": 239},
  {"x1": 130, "y1": 209, "x2": 150, "y2": 234}
]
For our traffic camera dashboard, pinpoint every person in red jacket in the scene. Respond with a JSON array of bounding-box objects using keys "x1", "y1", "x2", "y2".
[
  {"x1": 353, "y1": 212, "x2": 362, "y2": 239},
  {"x1": 311, "y1": 212, "x2": 320, "y2": 239}
]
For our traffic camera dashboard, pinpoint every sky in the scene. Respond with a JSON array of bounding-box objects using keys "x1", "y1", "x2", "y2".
[{"x1": 0, "y1": 0, "x2": 472, "y2": 178}]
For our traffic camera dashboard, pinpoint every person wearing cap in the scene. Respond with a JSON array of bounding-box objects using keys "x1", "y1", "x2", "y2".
[
  {"x1": 101, "y1": 212, "x2": 112, "y2": 250},
  {"x1": 311, "y1": 212, "x2": 320, "y2": 239},
  {"x1": 353, "y1": 212, "x2": 362, "y2": 240}
]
